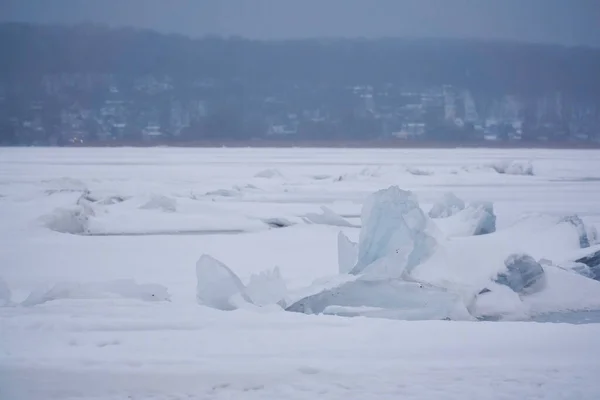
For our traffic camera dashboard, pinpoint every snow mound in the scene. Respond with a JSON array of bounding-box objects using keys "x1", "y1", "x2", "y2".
[
  {"x1": 338, "y1": 232, "x2": 358, "y2": 274},
  {"x1": 490, "y1": 160, "x2": 534, "y2": 175},
  {"x1": 351, "y1": 186, "x2": 437, "y2": 277},
  {"x1": 0, "y1": 277, "x2": 11, "y2": 306},
  {"x1": 286, "y1": 279, "x2": 471, "y2": 321},
  {"x1": 196, "y1": 255, "x2": 250, "y2": 311},
  {"x1": 302, "y1": 206, "x2": 355, "y2": 227},
  {"x1": 41, "y1": 204, "x2": 94, "y2": 234},
  {"x1": 495, "y1": 254, "x2": 546, "y2": 295},
  {"x1": 471, "y1": 284, "x2": 529, "y2": 321},
  {"x1": 140, "y1": 195, "x2": 177, "y2": 212},
  {"x1": 254, "y1": 169, "x2": 283, "y2": 179},
  {"x1": 243, "y1": 267, "x2": 288, "y2": 307},
  {"x1": 21, "y1": 279, "x2": 170, "y2": 306},
  {"x1": 428, "y1": 192, "x2": 465, "y2": 218}
]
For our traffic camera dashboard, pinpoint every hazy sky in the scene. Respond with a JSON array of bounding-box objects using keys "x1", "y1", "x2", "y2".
[{"x1": 2, "y1": 0, "x2": 600, "y2": 47}]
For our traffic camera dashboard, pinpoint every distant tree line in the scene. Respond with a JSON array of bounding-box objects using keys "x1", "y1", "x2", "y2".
[{"x1": 0, "y1": 23, "x2": 599, "y2": 145}]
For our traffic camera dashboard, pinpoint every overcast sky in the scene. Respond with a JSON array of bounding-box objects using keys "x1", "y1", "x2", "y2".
[{"x1": 2, "y1": 0, "x2": 600, "y2": 47}]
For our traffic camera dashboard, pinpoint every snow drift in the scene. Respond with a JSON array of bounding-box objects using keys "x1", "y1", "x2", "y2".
[{"x1": 21, "y1": 279, "x2": 171, "y2": 306}]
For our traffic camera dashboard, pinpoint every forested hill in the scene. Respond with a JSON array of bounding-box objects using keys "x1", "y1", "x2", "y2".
[{"x1": 1, "y1": 23, "x2": 600, "y2": 145}]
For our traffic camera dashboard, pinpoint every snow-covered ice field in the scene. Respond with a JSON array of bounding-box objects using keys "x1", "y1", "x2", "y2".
[{"x1": 2, "y1": 147, "x2": 600, "y2": 399}]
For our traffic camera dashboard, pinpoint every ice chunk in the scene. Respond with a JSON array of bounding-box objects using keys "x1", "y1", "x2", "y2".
[
  {"x1": 471, "y1": 284, "x2": 529, "y2": 321},
  {"x1": 254, "y1": 169, "x2": 283, "y2": 179},
  {"x1": 0, "y1": 277, "x2": 11, "y2": 306},
  {"x1": 495, "y1": 254, "x2": 546, "y2": 295},
  {"x1": 490, "y1": 160, "x2": 534, "y2": 175},
  {"x1": 575, "y1": 247, "x2": 600, "y2": 281},
  {"x1": 406, "y1": 167, "x2": 433, "y2": 176},
  {"x1": 338, "y1": 232, "x2": 358, "y2": 274},
  {"x1": 261, "y1": 217, "x2": 295, "y2": 228},
  {"x1": 351, "y1": 186, "x2": 436, "y2": 276},
  {"x1": 196, "y1": 254, "x2": 250, "y2": 310},
  {"x1": 286, "y1": 279, "x2": 471, "y2": 321},
  {"x1": 206, "y1": 188, "x2": 241, "y2": 197},
  {"x1": 559, "y1": 215, "x2": 594, "y2": 248},
  {"x1": 140, "y1": 195, "x2": 177, "y2": 212},
  {"x1": 243, "y1": 267, "x2": 287, "y2": 307},
  {"x1": 41, "y1": 204, "x2": 94, "y2": 234},
  {"x1": 428, "y1": 192, "x2": 465, "y2": 218},
  {"x1": 302, "y1": 206, "x2": 355, "y2": 227},
  {"x1": 435, "y1": 202, "x2": 496, "y2": 237},
  {"x1": 467, "y1": 201, "x2": 496, "y2": 235},
  {"x1": 21, "y1": 279, "x2": 171, "y2": 306}
]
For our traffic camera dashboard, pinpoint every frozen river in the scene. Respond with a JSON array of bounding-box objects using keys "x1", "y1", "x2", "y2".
[{"x1": 1, "y1": 147, "x2": 600, "y2": 399}]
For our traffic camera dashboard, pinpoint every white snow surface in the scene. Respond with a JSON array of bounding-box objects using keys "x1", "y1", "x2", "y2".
[{"x1": 2, "y1": 147, "x2": 600, "y2": 399}]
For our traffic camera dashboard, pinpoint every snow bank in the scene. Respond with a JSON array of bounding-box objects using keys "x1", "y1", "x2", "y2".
[
  {"x1": 254, "y1": 169, "x2": 284, "y2": 179},
  {"x1": 351, "y1": 186, "x2": 436, "y2": 276},
  {"x1": 41, "y1": 203, "x2": 94, "y2": 234},
  {"x1": 0, "y1": 277, "x2": 11, "y2": 306},
  {"x1": 428, "y1": 192, "x2": 465, "y2": 218},
  {"x1": 489, "y1": 160, "x2": 534, "y2": 175},
  {"x1": 140, "y1": 195, "x2": 177, "y2": 212},
  {"x1": 337, "y1": 232, "x2": 358, "y2": 274},
  {"x1": 244, "y1": 267, "x2": 288, "y2": 307},
  {"x1": 21, "y1": 279, "x2": 171, "y2": 306},
  {"x1": 196, "y1": 254, "x2": 249, "y2": 311},
  {"x1": 302, "y1": 206, "x2": 355, "y2": 227}
]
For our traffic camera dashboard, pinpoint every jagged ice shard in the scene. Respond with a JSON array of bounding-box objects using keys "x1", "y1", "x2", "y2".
[{"x1": 350, "y1": 186, "x2": 436, "y2": 277}]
